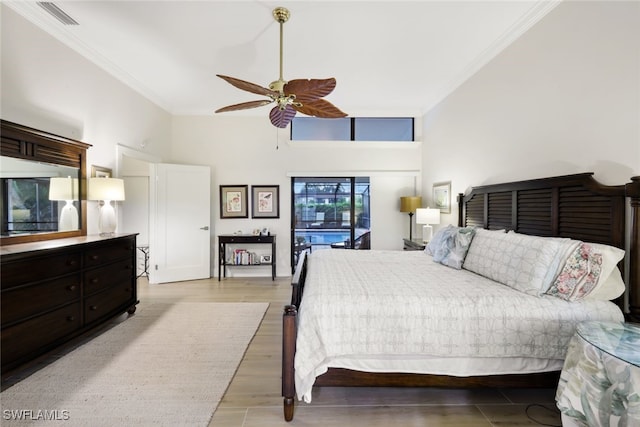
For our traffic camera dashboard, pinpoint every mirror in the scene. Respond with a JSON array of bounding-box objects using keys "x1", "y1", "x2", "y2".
[
  {"x1": 0, "y1": 120, "x2": 91, "y2": 245},
  {"x1": 1, "y1": 156, "x2": 81, "y2": 236}
]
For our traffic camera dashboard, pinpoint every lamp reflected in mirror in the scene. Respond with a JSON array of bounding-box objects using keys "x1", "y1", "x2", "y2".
[
  {"x1": 49, "y1": 176, "x2": 79, "y2": 231},
  {"x1": 89, "y1": 178, "x2": 125, "y2": 236}
]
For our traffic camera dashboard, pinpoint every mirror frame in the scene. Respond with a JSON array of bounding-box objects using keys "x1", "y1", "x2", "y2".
[{"x1": 1, "y1": 119, "x2": 91, "y2": 245}]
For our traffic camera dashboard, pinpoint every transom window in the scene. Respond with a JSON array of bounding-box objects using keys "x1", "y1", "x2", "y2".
[{"x1": 291, "y1": 117, "x2": 414, "y2": 141}]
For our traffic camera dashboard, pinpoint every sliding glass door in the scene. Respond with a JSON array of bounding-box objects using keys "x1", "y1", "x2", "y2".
[{"x1": 291, "y1": 177, "x2": 370, "y2": 270}]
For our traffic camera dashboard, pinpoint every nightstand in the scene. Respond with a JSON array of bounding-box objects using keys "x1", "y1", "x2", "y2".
[{"x1": 403, "y1": 238, "x2": 426, "y2": 251}]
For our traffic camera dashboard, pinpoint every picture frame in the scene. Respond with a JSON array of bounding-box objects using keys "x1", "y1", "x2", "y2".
[
  {"x1": 220, "y1": 185, "x2": 248, "y2": 218},
  {"x1": 260, "y1": 255, "x2": 271, "y2": 264},
  {"x1": 432, "y1": 181, "x2": 451, "y2": 214},
  {"x1": 91, "y1": 165, "x2": 112, "y2": 178},
  {"x1": 251, "y1": 185, "x2": 279, "y2": 219}
]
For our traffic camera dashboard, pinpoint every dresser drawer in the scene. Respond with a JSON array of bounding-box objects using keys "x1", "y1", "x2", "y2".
[
  {"x1": 1, "y1": 274, "x2": 81, "y2": 325},
  {"x1": 84, "y1": 237, "x2": 135, "y2": 268},
  {"x1": 1, "y1": 252, "x2": 81, "y2": 289},
  {"x1": 84, "y1": 261, "x2": 134, "y2": 296},
  {"x1": 1, "y1": 302, "x2": 81, "y2": 369},
  {"x1": 84, "y1": 284, "x2": 135, "y2": 325}
]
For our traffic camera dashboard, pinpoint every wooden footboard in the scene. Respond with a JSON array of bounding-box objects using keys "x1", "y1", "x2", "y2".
[{"x1": 282, "y1": 251, "x2": 306, "y2": 421}]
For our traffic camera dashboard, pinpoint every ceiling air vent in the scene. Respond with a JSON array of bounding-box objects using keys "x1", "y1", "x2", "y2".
[{"x1": 37, "y1": 2, "x2": 79, "y2": 25}]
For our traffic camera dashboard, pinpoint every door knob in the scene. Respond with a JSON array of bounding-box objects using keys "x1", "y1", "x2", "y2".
[{"x1": 200, "y1": 226, "x2": 209, "y2": 230}]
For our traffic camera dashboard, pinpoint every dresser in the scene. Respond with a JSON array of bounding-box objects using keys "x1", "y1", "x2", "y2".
[{"x1": 1, "y1": 234, "x2": 138, "y2": 375}]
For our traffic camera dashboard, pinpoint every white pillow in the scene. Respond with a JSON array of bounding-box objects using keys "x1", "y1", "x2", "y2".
[
  {"x1": 583, "y1": 243, "x2": 626, "y2": 300},
  {"x1": 463, "y1": 230, "x2": 576, "y2": 297}
]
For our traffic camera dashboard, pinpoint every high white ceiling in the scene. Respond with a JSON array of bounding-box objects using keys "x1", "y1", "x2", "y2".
[{"x1": 6, "y1": 1, "x2": 559, "y2": 117}]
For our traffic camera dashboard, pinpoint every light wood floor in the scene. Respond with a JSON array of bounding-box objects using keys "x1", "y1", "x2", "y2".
[{"x1": 137, "y1": 275, "x2": 562, "y2": 427}]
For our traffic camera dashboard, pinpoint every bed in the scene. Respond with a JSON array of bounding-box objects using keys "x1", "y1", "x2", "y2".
[{"x1": 282, "y1": 173, "x2": 640, "y2": 421}]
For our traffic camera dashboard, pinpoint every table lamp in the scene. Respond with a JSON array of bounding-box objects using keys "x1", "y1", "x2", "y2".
[
  {"x1": 400, "y1": 196, "x2": 422, "y2": 241},
  {"x1": 49, "y1": 176, "x2": 79, "y2": 231},
  {"x1": 88, "y1": 177, "x2": 125, "y2": 236},
  {"x1": 416, "y1": 207, "x2": 441, "y2": 243}
]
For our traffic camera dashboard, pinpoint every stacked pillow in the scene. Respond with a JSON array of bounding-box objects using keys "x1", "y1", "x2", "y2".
[
  {"x1": 545, "y1": 242, "x2": 625, "y2": 301},
  {"x1": 425, "y1": 225, "x2": 475, "y2": 269},
  {"x1": 462, "y1": 230, "x2": 578, "y2": 297},
  {"x1": 425, "y1": 226, "x2": 626, "y2": 302}
]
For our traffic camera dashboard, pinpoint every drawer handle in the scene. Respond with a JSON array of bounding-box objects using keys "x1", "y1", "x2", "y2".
[
  {"x1": 67, "y1": 285, "x2": 77, "y2": 291},
  {"x1": 67, "y1": 259, "x2": 77, "y2": 266},
  {"x1": 91, "y1": 255, "x2": 99, "y2": 260},
  {"x1": 91, "y1": 278, "x2": 99, "y2": 284},
  {"x1": 67, "y1": 316, "x2": 75, "y2": 322},
  {"x1": 90, "y1": 305, "x2": 98, "y2": 311}
]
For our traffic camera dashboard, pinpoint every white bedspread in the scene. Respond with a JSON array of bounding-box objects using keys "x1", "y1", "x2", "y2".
[{"x1": 294, "y1": 249, "x2": 624, "y2": 402}]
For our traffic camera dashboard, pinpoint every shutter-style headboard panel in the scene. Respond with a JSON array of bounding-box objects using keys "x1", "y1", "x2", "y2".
[
  {"x1": 459, "y1": 173, "x2": 625, "y2": 247},
  {"x1": 457, "y1": 172, "x2": 639, "y2": 321}
]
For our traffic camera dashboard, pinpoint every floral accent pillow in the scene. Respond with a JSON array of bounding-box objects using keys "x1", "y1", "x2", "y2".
[{"x1": 546, "y1": 243, "x2": 603, "y2": 301}]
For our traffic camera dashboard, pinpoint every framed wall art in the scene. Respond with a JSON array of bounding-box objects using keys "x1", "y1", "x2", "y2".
[
  {"x1": 251, "y1": 185, "x2": 279, "y2": 219},
  {"x1": 432, "y1": 181, "x2": 451, "y2": 214},
  {"x1": 91, "y1": 165, "x2": 112, "y2": 178},
  {"x1": 220, "y1": 185, "x2": 248, "y2": 218}
]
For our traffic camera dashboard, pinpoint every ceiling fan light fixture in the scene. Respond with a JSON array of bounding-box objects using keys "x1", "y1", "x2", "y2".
[{"x1": 214, "y1": 6, "x2": 347, "y2": 128}]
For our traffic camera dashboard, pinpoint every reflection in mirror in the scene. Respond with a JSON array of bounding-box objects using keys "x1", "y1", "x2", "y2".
[{"x1": 1, "y1": 156, "x2": 80, "y2": 236}]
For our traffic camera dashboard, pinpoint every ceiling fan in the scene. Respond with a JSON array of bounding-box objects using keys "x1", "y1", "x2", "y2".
[{"x1": 214, "y1": 7, "x2": 347, "y2": 128}]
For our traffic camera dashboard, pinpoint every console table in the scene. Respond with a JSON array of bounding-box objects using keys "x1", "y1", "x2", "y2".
[
  {"x1": 218, "y1": 234, "x2": 276, "y2": 281},
  {"x1": 556, "y1": 321, "x2": 640, "y2": 426}
]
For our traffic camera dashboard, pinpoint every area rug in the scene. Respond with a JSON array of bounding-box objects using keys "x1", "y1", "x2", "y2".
[{"x1": 1, "y1": 302, "x2": 268, "y2": 426}]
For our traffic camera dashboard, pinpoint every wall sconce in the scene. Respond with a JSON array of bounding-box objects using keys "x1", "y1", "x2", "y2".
[
  {"x1": 88, "y1": 177, "x2": 125, "y2": 236},
  {"x1": 49, "y1": 176, "x2": 79, "y2": 231},
  {"x1": 416, "y1": 207, "x2": 441, "y2": 243},
  {"x1": 399, "y1": 196, "x2": 422, "y2": 241}
]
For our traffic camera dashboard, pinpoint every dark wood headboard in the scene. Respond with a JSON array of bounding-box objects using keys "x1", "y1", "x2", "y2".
[{"x1": 457, "y1": 173, "x2": 640, "y2": 321}]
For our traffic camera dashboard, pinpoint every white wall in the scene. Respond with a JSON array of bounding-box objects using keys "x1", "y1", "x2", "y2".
[
  {"x1": 170, "y1": 116, "x2": 422, "y2": 276},
  {"x1": 422, "y1": 1, "x2": 640, "y2": 227},
  {"x1": 10, "y1": 2, "x2": 635, "y2": 278},
  {"x1": 1, "y1": 5, "x2": 172, "y2": 235},
  {"x1": 1, "y1": 4, "x2": 423, "y2": 278}
]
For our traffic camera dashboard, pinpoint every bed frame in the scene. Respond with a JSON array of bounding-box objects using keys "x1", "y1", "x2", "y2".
[{"x1": 282, "y1": 173, "x2": 640, "y2": 421}]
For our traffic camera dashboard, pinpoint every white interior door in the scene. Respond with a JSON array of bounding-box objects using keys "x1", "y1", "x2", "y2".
[{"x1": 149, "y1": 163, "x2": 211, "y2": 284}]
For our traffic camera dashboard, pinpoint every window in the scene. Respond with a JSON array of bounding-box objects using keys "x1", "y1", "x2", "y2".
[
  {"x1": 291, "y1": 117, "x2": 414, "y2": 141},
  {"x1": 291, "y1": 177, "x2": 370, "y2": 270},
  {"x1": 1, "y1": 178, "x2": 58, "y2": 235}
]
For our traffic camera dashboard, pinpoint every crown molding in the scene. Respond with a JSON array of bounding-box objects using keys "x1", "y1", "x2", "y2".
[
  {"x1": 423, "y1": 0, "x2": 562, "y2": 116},
  {"x1": 4, "y1": 1, "x2": 173, "y2": 113}
]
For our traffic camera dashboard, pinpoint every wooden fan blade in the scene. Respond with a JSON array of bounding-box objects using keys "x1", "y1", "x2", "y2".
[
  {"x1": 293, "y1": 99, "x2": 347, "y2": 119},
  {"x1": 215, "y1": 99, "x2": 274, "y2": 113},
  {"x1": 284, "y1": 78, "x2": 336, "y2": 102},
  {"x1": 216, "y1": 74, "x2": 279, "y2": 97},
  {"x1": 269, "y1": 105, "x2": 297, "y2": 128}
]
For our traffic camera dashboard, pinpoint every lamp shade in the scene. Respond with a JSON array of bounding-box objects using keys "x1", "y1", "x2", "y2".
[
  {"x1": 88, "y1": 178, "x2": 125, "y2": 201},
  {"x1": 416, "y1": 208, "x2": 440, "y2": 225},
  {"x1": 49, "y1": 177, "x2": 78, "y2": 200},
  {"x1": 400, "y1": 196, "x2": 422, "y2": 213}
]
